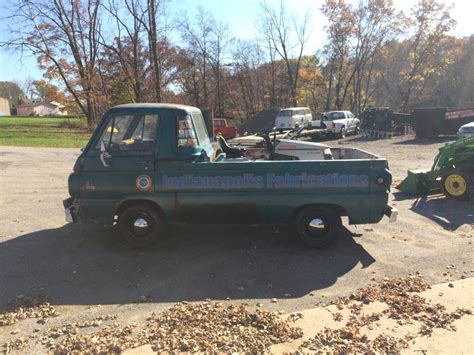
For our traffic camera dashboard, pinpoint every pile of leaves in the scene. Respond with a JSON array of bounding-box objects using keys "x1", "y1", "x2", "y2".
[
  {"x1": 301, "y1": 276, "x2": 472, "y2": 352},
  {"x1": 144, "y1": 302, "x2": 303, "y2": 352},
  {"x1": 45, "y1": 324, "x2": 140, "y2": 354},
  {"x1": 0, "y1": 294, "x2": 58, "y2": 327},
  {"x1": 302, "y1": 327, "x2": 413, "y2": 353},
  {"x1": 43, "y1": 302, "x2": 302, "y2": 353},
  {"x1": 2, "y1": 337, "x2": 30, "y2": 353}
]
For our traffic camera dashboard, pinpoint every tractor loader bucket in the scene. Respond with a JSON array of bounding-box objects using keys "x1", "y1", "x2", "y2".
[
  {"x1": 397, "y1": 137, "x2": 474, "y2": 196},
  {"x1": 397, "y1": 168, "x2": 432, "y2": 194}
]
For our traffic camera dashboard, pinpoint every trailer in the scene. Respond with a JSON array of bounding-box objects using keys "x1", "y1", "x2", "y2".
[
  {"x1": 412, "y1": 107, "x2": 474, "y2": 139},
  {"x1": 360, "y1": 107, "x2": 412, "y2": 138}
]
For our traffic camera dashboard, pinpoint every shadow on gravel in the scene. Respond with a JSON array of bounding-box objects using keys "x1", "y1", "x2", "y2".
[
  {"x1": 394, "y1": 192, "x2": 474, "y2": 230},
  {"x1": 339, "y1": 136, "x2": 388, "y2": 143},
  {"x1": 391, "y1": 137, "x2": 454, "y2": 145},
  {"x1": 0, "y1": 224, "x2": 374, "y2": 306},
  {"x1": 341, "y1": 135, "x2": 454, "y2": 145}
]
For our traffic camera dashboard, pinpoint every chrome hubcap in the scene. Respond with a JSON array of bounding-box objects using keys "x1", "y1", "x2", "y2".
[
  {"x1": 306, "y1": 217, "x2": 328, "y2": 238},
  {"x1": 308, "y1": 218, "x2": 325, "y2": 230},
  {"x1": 134, "y1": 218, "x2": 149, "y2": 228},
  {"x1": 132, "y1": 217, "x2": 150, "y2": 237}
]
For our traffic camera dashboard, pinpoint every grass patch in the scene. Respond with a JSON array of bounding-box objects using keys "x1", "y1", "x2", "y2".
[{"x1": 0, "y1": 116, "x2": 92, "y2": 148}]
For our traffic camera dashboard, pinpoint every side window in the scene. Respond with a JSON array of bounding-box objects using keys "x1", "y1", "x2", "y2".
[
  {"x1": 177, "y1": 115, "x2": 198, "y2": 148},
  {"x1": 95, "y1": 114, "x2": 159, "y2": 155}
]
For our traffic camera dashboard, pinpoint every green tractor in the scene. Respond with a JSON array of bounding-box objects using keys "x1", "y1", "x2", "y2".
[{"x1": 398, "y1": 136, "x2": 474, "y2": 199}]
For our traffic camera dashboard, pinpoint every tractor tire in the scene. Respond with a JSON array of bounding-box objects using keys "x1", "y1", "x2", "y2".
[{"x1": 441, "y1": 169, "x2": 472, "y2": 200}]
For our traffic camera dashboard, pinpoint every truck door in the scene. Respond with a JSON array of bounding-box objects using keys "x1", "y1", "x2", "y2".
[{"x1": 79, "y1": 112, "x2": 160, "y2": 202}]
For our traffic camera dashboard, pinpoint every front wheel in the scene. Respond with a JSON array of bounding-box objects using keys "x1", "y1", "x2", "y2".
[
  {"x1": 295, "y1": 206, "x2": 341, "y2": 248},
  {"x1": 118, "y1": 203, "x2": 163, "y2": 247},
  {"x1": 441, "y1": 169, "x2": 471, "y2": 200}
]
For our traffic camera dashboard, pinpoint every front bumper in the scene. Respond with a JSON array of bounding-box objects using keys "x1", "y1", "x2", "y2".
[
  {"x1": 384, "y1": 205, "x2": 398, "y2": 222},
  {"x1": 63, "y1": 197, "x2": 78, "y2": 223},
  {"x1": 458, "y1": 132, "x2": 474, "y2": 139}
]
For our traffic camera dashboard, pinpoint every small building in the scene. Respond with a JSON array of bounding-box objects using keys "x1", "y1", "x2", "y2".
[
  {"x1": 16, "y1": 101, "x2": 67, "y2": 116},
  {"x1": 0, "y1": 97, "x2": 11, "y2": 116}
]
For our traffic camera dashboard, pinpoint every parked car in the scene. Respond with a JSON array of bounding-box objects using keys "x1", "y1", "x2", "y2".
[
  {"x1": 312, "y1": 111, "x2": 360, "y2": 138},
  {"x1": 64, "y1": 103, "x2": 396, "y2": 249},
  {"x1": 457, "y1": 121, "x2": 474, "y2": 138},
  {"x1": 213, "y1": 118, "x2": 236, "y2": 139},
  {"x1": 275, "y1": 107, "x2": 312, "y2": 130}
]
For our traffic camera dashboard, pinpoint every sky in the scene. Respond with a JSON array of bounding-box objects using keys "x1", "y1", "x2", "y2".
[{"x1": 0, "y1": 0, "x2": 473, "y2": 84}]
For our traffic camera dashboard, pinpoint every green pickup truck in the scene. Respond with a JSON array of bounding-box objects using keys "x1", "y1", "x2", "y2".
[{"x1": 64, "y1": 103, "x2": 397, "y2": 248}]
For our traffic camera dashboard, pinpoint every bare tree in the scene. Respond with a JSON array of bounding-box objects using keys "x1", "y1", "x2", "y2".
[
  {"x1": 321, "y1": 0, "x2": 400, "y2": 113},
  {"x1": 209, "y1": 20, "x2": 231, "y2": 116},
  {"x1": 351, "y1": 0, "x2": 401, "y2": 113},
  {"x1": 321, "y1": 0, "x2": 354, "y2": 111},
  {"x1": 3, "y1": 0, "x2": 103, "y2": 127},
  {"x1": 178, "y1": 7, "x2": 214, "y2": 109},
  {"x1": 16, "y1": 77, "x2": 35, "y2": 100},
  {"x1": 400, "y1": 0, "x2": 455, "y2": 111},
  {"x1": 102, "y1": 0, "x2": 147, "y2": 102},
  {"x1": 117, "y1": 0, "x2": 170, "y2": 102},
  {"x1": 260, "y1": 0, "x2": 311, "y2": 107},
  {"x1": 232, "y1": 40, "x2": 265, "y2": 117}
]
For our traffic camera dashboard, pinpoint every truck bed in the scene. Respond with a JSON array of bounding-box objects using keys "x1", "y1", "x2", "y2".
[
  {"x1": 330, "y1": 148, "x2": 379, "y2": 160},
  {"x1": 224, "y1": 147, "x2": 380, "y2": 162}
]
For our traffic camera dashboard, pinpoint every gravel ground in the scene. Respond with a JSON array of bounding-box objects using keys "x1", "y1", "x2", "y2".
[{"x1": 0, "y1": 134, "x2": 473, "y2": 353}]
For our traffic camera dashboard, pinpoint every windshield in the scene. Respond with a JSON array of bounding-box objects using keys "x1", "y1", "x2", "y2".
[
  {"x1": 324, "y1": 112, "x2": 345, "y2": 121},
  {"x1": 192, "y1": 112, "x2": 211, "y2": 146},
  {"x1": 278, "y1": 109, "x2": 293, "y2": 117}
]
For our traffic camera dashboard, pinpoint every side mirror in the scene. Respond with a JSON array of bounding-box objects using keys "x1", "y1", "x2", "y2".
[{"x1": 100, "y1": 141, "x2": 111, "y2": 168}]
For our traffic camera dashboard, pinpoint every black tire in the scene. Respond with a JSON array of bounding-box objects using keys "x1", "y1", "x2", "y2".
[
  {"x1": 118, "y1": 203, "x2": 162, "y2": 247},
  {"x1": 441, "y1": 169, "x2": 472, "y2": 200},
  {"x1": 339, "y1": 127, "x2": 346, "y2": 139},
  {"x1": 295, "y1": 206, "x2": 341, "y2": 248}
]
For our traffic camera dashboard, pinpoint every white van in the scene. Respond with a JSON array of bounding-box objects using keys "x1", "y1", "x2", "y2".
[{"x1": 275, "y1": 107, "x2": 312, "y2": 130}]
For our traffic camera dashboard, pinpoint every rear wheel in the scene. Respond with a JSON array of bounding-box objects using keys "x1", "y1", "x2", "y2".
[
  {"x1": 295, "y1": 206, "x2": 341, "y2": 248},
  {"x1": 441, "y1": 169, "x2": 471, "y2": 200},
  {"x1": 118, "y1": 203, "x2": 162, "y2": 247},
  {"x1": 339, "y1": 127, "x2": 346, "y2": 138}
]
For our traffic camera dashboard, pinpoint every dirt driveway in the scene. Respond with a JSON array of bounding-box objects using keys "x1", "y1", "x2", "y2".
[{"x1": 0, "y1": 135, "x2": 473, "y2": 352}]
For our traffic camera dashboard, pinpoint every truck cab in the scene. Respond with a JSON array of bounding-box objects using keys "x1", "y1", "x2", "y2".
[
  {"x1": 312, "y1": 111, "x2": 360, "y2": 138},
  {"x1": 65, "y1": 103, "x2": 395, "y2": 248},
  {"x1": 213, "y1": 118, "x2": 236, "y2": 139}
]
